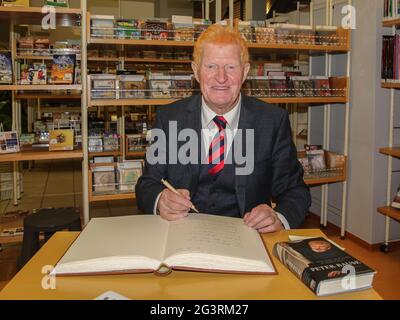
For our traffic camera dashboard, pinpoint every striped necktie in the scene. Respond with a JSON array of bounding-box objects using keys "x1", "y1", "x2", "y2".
[{"x1": 208, "y1": 116, "x2": 227, "y2": 177}]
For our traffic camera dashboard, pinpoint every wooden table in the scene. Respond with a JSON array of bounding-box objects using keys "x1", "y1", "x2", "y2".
[{"x1": 0, "y1": 229, "x2": 382, "y2": 300}]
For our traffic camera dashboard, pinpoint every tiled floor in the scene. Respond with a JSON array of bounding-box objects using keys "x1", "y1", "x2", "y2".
[{"x1": 0, "y1": 159, "x2": 399, "y2": 299}]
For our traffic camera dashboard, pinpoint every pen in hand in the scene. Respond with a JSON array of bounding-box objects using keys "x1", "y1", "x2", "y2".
[{"x1": 161, "y1": 179, "x2": 199, "y2": 214}]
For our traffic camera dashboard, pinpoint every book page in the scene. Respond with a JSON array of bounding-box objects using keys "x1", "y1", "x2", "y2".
[
  {"x1": 56, "y1": 215, "x2": 169, "y2": 273},
  {"x1": 163, "y1": 214, "x2": 274, "y2": 272}
]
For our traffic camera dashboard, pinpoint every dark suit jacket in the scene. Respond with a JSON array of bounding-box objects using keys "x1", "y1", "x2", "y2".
[{"x1": 136, "y1": 94, "x2": 311, "y2": 228}]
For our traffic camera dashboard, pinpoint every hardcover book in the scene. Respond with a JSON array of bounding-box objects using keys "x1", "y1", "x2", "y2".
[
  {"x1": 50, "y1": 54, "x2": 76, "y2": 84},
  {"x1": 92, "y1": 166, "x2": 115, "y2": 193},
  {"x1": 273, "y1": 237, "x2": 375, "y2": 296},
  {"x1": 0, "y1": 52, "x2": 12, "y2": 84},
  {"x1": 53, "y1": 214, "x2": 276, "y2": 276}
]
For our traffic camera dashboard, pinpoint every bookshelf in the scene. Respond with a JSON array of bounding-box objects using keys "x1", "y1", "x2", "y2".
[
  {"x1": 0, "y1": 1, "x2": 89, "y2": 222},
  {"x1": 0, "y1": 1, "x2": 352, "y2": 226},
  {"x1": 378, "y1": 8, "x2": 400, "y2": 252}
]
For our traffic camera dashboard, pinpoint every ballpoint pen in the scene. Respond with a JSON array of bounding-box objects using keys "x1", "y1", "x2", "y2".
[{"x1": 161, "y1": 178, "x2": 200, "y2": 213}]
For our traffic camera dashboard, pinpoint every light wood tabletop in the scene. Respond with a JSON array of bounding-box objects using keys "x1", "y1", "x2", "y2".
[{"x1": 0, "y1": 229, "x2": 382, "y2": 300}]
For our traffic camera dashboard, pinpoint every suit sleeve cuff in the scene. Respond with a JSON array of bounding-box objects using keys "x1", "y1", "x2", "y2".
[
  {"x1": 153, "y1": 192, "x2": 163, "y2": 215},
  {"x1": 275, "y1": 211, "x2": 291, "y2": 230}
]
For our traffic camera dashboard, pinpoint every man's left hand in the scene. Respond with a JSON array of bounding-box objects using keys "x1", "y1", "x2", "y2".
[{"x1": 243, "y1": 204, "x2": 284, "y2": 233}]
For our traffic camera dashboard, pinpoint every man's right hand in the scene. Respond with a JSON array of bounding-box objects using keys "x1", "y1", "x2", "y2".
[{"x1": 157, "y1": 189, "x2": 193, "y2": 221}]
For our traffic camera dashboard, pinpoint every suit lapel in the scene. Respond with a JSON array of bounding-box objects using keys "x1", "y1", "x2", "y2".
[
  {"x1": 183, "y1": 95, "x2": 202, "y2": 198},
  {"x1": 235, "y1": 96, "x2": 256, "y2": 217}
]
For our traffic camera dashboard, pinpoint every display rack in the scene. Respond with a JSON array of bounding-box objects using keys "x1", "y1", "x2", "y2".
[
  {"x1": 378, "y1": 16, "x2": 400, "y2": 252},
  {"x1": 0, "y1": 1, "x2": 352, "y2": 227}
]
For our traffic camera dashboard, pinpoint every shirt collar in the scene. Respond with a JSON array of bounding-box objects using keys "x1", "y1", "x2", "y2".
[{"x1": 201, "y1": 95, "x2": 241, "y2": 130}]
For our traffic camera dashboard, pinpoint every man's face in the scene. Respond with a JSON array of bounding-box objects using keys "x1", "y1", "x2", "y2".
[
  {"x1": 309, "y1": 240, "x2": 332, "y2": 253},
  {"x1": 192, "y1": 43, "x2": 250, "y2": 113}
]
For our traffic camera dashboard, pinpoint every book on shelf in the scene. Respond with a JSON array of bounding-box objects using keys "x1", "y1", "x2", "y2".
[
  {"x1": 50, "y1": 54, "x2": 76, "y2": 84},
  {"x1": 305, "y1": 145, "x2": 326, "y2": 171},
  {"x1": 382, "y1": 34, "x2": 400, "y2": 81},
  {"x1": 0, "y1": 130, "x2": 20, "y2": 154},
  {"x1": 48, "y1": 129, "x2": 74, "y2": 151},
  {"x1": 312, "y1": 76, "x2": 331, "y2": 97},
  {"x1": 0, "y1": 52, "x2": 12, "y2": 84},
  {"x1": 44, "y1": 0, "x2": 69, "y2": 7},
  {"x1": 92, "y1": 165, "x2": 115, "y2": 193},
  {"x1": 273, "y1": 237, "x2": 375, "y2": 296},
  {"x1": 116, "y1": 160, "x2": 142, "y2": 192},
  {"x1": 383, "y1": 0, "x2": 400, "y2": 20},
  {"x1": 52, "y1": 214, "x2": 276, "y2": 276}
]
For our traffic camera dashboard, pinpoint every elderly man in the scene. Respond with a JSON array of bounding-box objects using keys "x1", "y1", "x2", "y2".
[{"x1": 136, "y1": 24, "x2": 311, "y2": 233}]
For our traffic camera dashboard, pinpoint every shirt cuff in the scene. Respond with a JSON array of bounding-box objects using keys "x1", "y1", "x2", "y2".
[
  {"x1": 153, "y1": 192, "x2": 163, "y2": 215},
  {"x1": 275, "y1": 212, "x2": 291, "y2": 230}
]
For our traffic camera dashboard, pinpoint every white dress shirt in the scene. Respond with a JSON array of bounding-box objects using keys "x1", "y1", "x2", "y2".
[{"x1": 152, "y1": 95, "x2": 290, "y2": 230}]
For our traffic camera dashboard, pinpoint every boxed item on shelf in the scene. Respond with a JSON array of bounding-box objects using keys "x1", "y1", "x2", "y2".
[
  {"x1": 0, "y1": 130, "x2": 20, "y2": 154},
  {"x1": 312, "y1": 76, "x2": 331, "y2": 96},
  {"x1": 267, "y1": 76, "x2": 289, "y2": 97},
  {"x1": 238, "y1": 20, "x2": 253, "y2": 42},
  {"x1": 0, "y1": 52, "x2": 13, "y2": 84},
  {"x1": 172, "y1": 15, "x2": 194, "y2": 41},
  {"x1": 126, "y1": 134, "x2": 147, "y2": 152},
  {"x1": 91, "y1": 74, "x2": 117, "y2": 99},
  {"x1": 142, "y1": 18, "x2": 170, "y2": 40},
  {"x1": 30, "y1": 63, "x2": 47, "y2": 85},
  {"x1": 297, "y1": 25, "x2": 315, "y2": 45},
  {"x1": 1, "y1": 0, "x2": 29, "y2": 7},
  {"x1": 33, "y1": 38, "x2": 50, "y2": 56},
  {"x1": 315, "y1": 25, "x2": 339, "y2": 46},
  {"x1": 92, "y1": 165, "x2": 116, "y2": 193},
  {"x1": 91, "y1": 15, "x2": 115, "y2": 38},
  {"x1": 88, "y1": 135, "x2": 103, "y2": 153},
  {"x1": 50, "y1": 54, "x2": 76, "y2": 84},
  {"x1": 48, "y1": 129, "x2": 74, "y2": 151},
  {"x1": 119, "y1": 74, "x2": 146, "y2": 99},
  {"x1": 44, "y1": 0, "x2": 69, "y2": 7},
  {"x1": 171, "y1": 75, "x2": 193, "y2": 98},
  {"x1": 290, "y1": 76, "x2": 314, "y2": 97},
  {"x1": 19, "y1": 133, "x2": 35, "y2": 146},
  {"x1": 103, "y1": 133, "x2": 119, "y2": 152},
  {"x1": 18, "y1": 37, "x2": 34, "y2": 56},
  {"x1": 116, "y1": 19, "x2": 141, "y2": 40},
  {"x1": 148, "y1": 75, "x2": 172, "y2": 98},
  {"x1": 117, "y1": 160, "x2": 143, "y2": 192},
  {"x1": 274, "y1": 23, "x2": 298, "y2": 44}
]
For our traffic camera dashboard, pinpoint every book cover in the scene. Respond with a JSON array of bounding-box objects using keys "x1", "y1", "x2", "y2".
[
  {"x1": 44, "y1": 0, "x2": 69, "y2": 7},
  {"x1": 0, "y1": 131, "x2": 20, "y2": 154},
  {"x1": 92, "y1": 166, "x2": 115, "y2": 193},
  {"x1": 312, "y1": 76, "x2": 331, "y2": 97},
  {"x1": 0, "y1": 52, "x2": 12, "y2": 84},
  {"x1": 391, "y1": 185, "x2": 400, "y2": 209},
  {"x1": 273, "y1": 237, "x2": 375, "y2": 296},
  {"x1": 48, "y1": 129, "x2": 74, "y2": 151},
  {"x1": 51, "y1": 54, "x2": 76, "y2": 84},
  {"x1": 1, "y1": 0, "x2": 29, "y2": 7},
  {"x1": 117, "y1": 160, "x2": 142, "y2": 192}
]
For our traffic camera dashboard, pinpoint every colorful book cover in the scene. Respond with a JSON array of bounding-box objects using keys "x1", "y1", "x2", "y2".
[
  {"x1": 0, "y1": 52, "x2": 13, "y2": 84},
  {"x1": 48, "y1": 129, "x2": 74, "y2": 151},
  {"x1": 51, "y1": 54, "x2": 76, "y2": 84}
]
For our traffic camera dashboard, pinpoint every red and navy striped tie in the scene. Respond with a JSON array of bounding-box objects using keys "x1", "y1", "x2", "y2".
[{"x1": 208, "y1": 116, "x2": 227, "y2": 177}]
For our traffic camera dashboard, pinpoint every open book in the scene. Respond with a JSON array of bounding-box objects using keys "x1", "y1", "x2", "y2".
[{"x1": 53, "y1": 214, "x2": 276, "y2": 276}]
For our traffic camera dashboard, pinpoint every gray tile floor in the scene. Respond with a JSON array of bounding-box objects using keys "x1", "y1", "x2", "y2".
[{"x1": 0, "y1": 159, "x2": 139, "y2": 218}]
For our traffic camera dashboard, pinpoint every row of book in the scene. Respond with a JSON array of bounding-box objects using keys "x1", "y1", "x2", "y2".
[
  {"x1": 238, "y1": 21, "x2": 343, "y2": 46},
  {"x1": 383, "y1": 0, "x2": 400, "y2": 20},
  {"x1": 18, "y1": 37, "x2": 80, "y2": 57},
  {"x1": 382, "y1": 34, "x2": 400, "y2": 80},
  {"x1": 88, "y1": 133, "x2": 120, "y2": 153},
  {"x1": 297, "y1": 145, "x2": 346, "y2": 178},
  {"x1": 90, "y1": 73, "x2": 194, "y2": 100},
  {"x1": 91, "y1": 158, "x2": 143, "y2": 194},
  {"x1": 91, "y1": 15, "x2": 211, "y2": 41},
  {"x1": 243, "y1": 76, "x2": 341, "y2": 98},
  {"x1": 0, "y1": 52, "x2": 80, "y2": 85}
]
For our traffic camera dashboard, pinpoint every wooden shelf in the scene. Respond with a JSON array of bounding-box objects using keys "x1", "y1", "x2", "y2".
[
  {"x1": 0, "y1": 148, "x2": 83, "y2": 163},
  {"x1": 89, "y1": 98, "x2": 179, "y2": 106},
  {"x1": 0, "y1": 84, "x2": 82, "y2": 91},
  {"x1": 304, "y1": 175, "x2": 346, "y2": 186},
  {"x1": 247, "y1": 42, "x2": 349, "y2": 53},
  {"x1": 89, "y1": 192, "x2": 136, "y2": 202},
  {"x1": 89, "y1": 151, "x2": 121, "y2": 158},
  {"x1": 383, "y1": 18, "x2": 400, "y2": 27},
  {"x1": 259, "y1": 96, "x2": 348, "y2": 104},
  {"x1": 15, "y1": 93, "x2": 81, "y2": 100},
  {"x1": 379, "y1": 147, "x2": 400, "y2": 158},
  {"x1": 126, "y1": 151, "x2": 146, "y2": 158},
  {"x1": 377, "y1": 206, "x2": 400, "y2": 222},
  {"x1": 0, "y1": 6, "x2": 81, "y2": 26},
  {"x1": 381, "y1": 82, "x2": 400, "y2": 89},
  {"x1": 88, "y1": 38, "x2": 195, "y2": 47}
]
